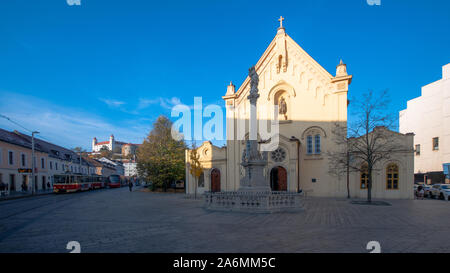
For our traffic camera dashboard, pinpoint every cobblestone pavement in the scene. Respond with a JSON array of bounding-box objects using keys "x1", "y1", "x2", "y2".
[{"x1": 0, "y1": 187, "x2": 449, "y2": 253}]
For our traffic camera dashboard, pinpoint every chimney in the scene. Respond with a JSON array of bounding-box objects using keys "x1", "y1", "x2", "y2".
[{"x1": 443, "y1": 63, "x2": 450, "y2": 80}]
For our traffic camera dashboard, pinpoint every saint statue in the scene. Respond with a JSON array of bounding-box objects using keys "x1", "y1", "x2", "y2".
[
  {"x1": 279, "y1": 97, "x2": 287, "y2": 120},
  {"x1": 248, "y1": 66, "x2": 259, "y2": 96}
]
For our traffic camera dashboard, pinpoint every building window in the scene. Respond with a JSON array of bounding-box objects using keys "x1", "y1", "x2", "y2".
[
  {"x1": 314, "y1": 134, "x2": 321, "y2": 154},
  {"x1": 22, "y1": 175, "x2": 28, "y2": 189},
  {"x1": 271, "y1": 147, "x2": 287, "y2": 162},
  {"x1": 307, "y1": 135, "x2": 313, "y2": 155},
  {"x1": 8, "y1": 151, "x2": 14, "y2": 165},
  {"x1": 386, "y1": 163, "x2": 399, "y2": 190},
  {"x1": 198, "y1": 172, "x2": 205, "y2": 188},
  {"x1": 432, "y1": 137, "x2": 439, "y2": 151},
  {"x1": 49, "y1": 161, "x2": 53, "y2": 170},
  {"x1": 415, "y1": 144, "x2": 420, "y2": 156},
  {"x1": 360, "y1": 164, "x2": 368, "y2": 189},
  {"x1": 55, "y1": 162, "x2": 58, "y2": 171},
  {"x1": 21, "y1": 154, "x2": 26, "y2": 167},
  {"x1": 10, "y1": 174, "x2": 16, "y2": 191},
  {"x1": 41, "y1": 158, "x2": 45, "y2": 169}
]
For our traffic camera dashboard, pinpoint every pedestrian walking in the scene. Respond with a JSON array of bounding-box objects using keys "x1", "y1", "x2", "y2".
[
  {"x1": 128, "y1": 181, "x2": 133, "y2": 192},
  {"x1": 418, "y1": 185, "x2": 424, "y2": 200}
]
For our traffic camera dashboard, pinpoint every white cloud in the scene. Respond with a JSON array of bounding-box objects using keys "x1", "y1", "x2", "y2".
[
  {"x1": 0, "y1": 92, "x2": 148, "y2": 150},
  {"x1": 138, "y1": 97, "x2": 185, "y2": 110},
  {"x1": 100, "y1": 98, "x2": 126, "y2": 108}
]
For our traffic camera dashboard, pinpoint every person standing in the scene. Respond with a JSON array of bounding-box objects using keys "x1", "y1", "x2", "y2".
[{"x1": 128, "y1": 180, "x2": 133, "y2": 192}]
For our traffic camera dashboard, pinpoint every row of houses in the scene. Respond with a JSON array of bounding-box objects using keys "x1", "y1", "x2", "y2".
[{"x1": 0, "y1": 128, "x2": 124, "y2": 193}]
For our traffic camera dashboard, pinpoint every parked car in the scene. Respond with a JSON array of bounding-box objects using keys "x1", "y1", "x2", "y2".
[
  {"x1": 423, "y1": 185, "x2": 432, "y2": 197},
  {"x1": 414, "y1": 184, "x2": 431, "y2": 198},
  {"x1": 429, "y1": 184, "x2": 450, "y2": 200}
]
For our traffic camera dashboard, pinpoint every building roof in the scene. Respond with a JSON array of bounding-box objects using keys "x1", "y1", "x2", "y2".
[
  {"x1": 0, "y1": 128, "x2": 46, "y2": 152},
  {"x1": 0, "y1": 128, "x2": 96, "y2": 167}
]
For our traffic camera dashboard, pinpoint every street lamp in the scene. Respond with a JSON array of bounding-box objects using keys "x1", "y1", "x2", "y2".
[{"x1": 31, "y1": 131, "x2": 39, "y2": 195}]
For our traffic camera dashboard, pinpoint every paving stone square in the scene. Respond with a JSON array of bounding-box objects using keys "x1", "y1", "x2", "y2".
[{"x1": 0, "y1": 187, "x2": 449, "y2": 253}]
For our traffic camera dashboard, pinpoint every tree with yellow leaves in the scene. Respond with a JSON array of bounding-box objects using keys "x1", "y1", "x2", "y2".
[{"x1": 189, "y1": 143, "x2": 203, "y2": 199}]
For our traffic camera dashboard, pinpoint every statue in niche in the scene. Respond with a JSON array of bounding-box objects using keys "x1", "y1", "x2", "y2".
[{"x1": 279, "y1": 96, "x2": 288, "y2": 120}]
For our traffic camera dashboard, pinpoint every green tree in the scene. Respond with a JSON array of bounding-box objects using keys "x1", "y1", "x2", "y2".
[{"x1": 137, "y1": 115, "x2": 186, "y2": 191}]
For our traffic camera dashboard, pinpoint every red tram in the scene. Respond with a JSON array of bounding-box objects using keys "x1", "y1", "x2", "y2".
[{"x1": 53, "y1": 174, "x2": 107, "y2": 193}]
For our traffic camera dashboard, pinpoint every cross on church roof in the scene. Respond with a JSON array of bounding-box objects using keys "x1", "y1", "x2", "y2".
[{"x1": 278, "y1": 16, "x2": 285, "y2": 28}]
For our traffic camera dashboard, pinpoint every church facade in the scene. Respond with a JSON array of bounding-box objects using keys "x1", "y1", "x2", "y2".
[{"x1": 185, "y1": 19, "x2": 414, "y2": 200}]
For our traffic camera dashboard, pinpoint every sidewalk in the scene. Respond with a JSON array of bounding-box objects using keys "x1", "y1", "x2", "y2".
[{"x1": 0, "y1": 189, "x2": 53, "y2": 201}]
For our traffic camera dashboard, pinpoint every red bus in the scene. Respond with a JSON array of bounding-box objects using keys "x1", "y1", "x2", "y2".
[{"x1": 108, "y1": 175, "x2": 122, "y2": 188}]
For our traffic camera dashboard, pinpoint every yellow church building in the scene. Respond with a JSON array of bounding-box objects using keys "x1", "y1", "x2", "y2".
[{"x1": 185, "y1": 18, "x2": 414, "y2": 200}]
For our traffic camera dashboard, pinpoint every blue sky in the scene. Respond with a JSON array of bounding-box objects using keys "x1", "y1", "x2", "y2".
[{"x1": 0, "y1": 0, "x2": 449, "y2": 150}]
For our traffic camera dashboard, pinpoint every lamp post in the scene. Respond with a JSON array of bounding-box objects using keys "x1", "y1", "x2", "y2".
[{"x1": 31, "y1": 131, "x2": 40, "y2": 195}]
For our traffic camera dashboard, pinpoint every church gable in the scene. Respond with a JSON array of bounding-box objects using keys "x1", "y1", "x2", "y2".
[{"x1": 232, "y1": 24, "x2": 337, "y2": 106}]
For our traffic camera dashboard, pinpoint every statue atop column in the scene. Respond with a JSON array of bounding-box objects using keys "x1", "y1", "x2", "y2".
[{"x1": 239, "y1": 66, "x2": 270, "y2": 192}]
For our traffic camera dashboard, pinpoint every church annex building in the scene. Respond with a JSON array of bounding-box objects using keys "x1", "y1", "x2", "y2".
[{"x1": 185, "y1": 19, "x2": 414, "y2": 200}]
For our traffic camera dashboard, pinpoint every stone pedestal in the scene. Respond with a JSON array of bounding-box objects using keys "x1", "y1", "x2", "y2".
[{"x1": 239, "y1": 160, "x2": 270, "y2": 192}]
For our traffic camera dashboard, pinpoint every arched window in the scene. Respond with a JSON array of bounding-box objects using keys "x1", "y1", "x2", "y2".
[
  {"x1": 307, "y1": 135, "x2": 313, "y2": 155},
  {"x1": 198, "y1": 171, "x2": 205, "y2": 188},
  {"x1": 360, "y1": 164, "x2": 368, "y2": 189},
  {"x1": 314, "y1": 134, "x2": 321, "y2": 154},
  {"x1": 386, "y1": 164, "x2": 399, "y2": 190},
  {"x1": 302, "y1": 127, "x2": 326, "y2": 156}
]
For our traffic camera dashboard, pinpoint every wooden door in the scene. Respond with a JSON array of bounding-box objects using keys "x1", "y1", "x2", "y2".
[
  {"x1": 211, "y1": 169, "x2": 221, "y2": 192},
  {"x1": 277, "y1": 166, "x2": 287, "y2": 191}
]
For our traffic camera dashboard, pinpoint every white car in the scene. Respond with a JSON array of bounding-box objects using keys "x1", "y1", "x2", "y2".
[{"x1": 429, "y1": 184, "x2": 450, "y2": 201}]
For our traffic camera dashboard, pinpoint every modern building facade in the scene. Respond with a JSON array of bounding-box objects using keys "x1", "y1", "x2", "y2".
[
  {"x1": 400, "y1": 63, "x2": 450, "y2": 181},
  {"x1": 123, "y1": 160, "x2": 138, "y2": 177}
]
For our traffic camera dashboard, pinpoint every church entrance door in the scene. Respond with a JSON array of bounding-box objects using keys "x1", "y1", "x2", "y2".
[
  {"x1": 270, "y1": 166, "x2": 287, "y2": 191},
  {"x1": 211, "y1": 169, "x2": 221, "y2": 192}
]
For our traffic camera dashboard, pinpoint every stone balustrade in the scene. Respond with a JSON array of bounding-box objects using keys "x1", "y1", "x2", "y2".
[{"x1": 204, "y1": 191, "x2": 303, "y2": 213}]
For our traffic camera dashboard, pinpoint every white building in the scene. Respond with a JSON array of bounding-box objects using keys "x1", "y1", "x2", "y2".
[
  {"x1": 97, "y1": 157, "x2": 124, "y2": 176},
  {"x1": 400, "y1": 63, "x2": 450, "y2": 175},
  {"x1": 124, "y1": 161, "x2": 138, "y2": 177},
  {"x1": 92, "y1": 134, "x2": 126, "y2": 153}
]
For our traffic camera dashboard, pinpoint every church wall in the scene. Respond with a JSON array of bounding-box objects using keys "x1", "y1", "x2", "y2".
[
  {"x1": 185, "y1": 142, "x2": 228, "y2": 196},
  {"x1": 186, "y1": 24, "x2": 414, "y2": 200},
  {"x1": 222, "y1": 31, "x2": 350, "y2": 197},
  {"x1": 348, "y1": 132, "x2": 415, "y2": 200}
]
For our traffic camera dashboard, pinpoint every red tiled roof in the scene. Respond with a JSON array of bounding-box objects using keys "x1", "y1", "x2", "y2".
[{"x1": 96, "y1": 141, "x2": 110, "y2": 145}]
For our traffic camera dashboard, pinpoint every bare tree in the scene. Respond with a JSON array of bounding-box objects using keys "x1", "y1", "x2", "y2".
[{"x1": 328, "y1": 90, "x2": 402, "y2": 203}]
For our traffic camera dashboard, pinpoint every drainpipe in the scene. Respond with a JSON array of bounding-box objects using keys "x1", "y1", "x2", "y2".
[{"x1": 290, "y1": 136, "x2": 301, "y2": 193}]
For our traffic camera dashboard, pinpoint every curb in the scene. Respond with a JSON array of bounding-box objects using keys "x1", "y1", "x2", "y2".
[{"x1": 0, "y1": 191, "x2": 53, "y2": 202}]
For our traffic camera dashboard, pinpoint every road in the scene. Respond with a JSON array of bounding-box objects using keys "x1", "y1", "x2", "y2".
[{"x1": 0, "y1": 186, "x2": 450, "y2": 253}]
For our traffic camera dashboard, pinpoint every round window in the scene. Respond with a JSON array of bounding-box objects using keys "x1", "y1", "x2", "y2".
[{"x1": 271, "y1": 147, "x2": 286, "y2": 162}]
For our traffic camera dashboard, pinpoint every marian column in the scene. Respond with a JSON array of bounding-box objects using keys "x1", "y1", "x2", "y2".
[{"x1": 239, "y1": 66, "x2": 270, "y2": 192}]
